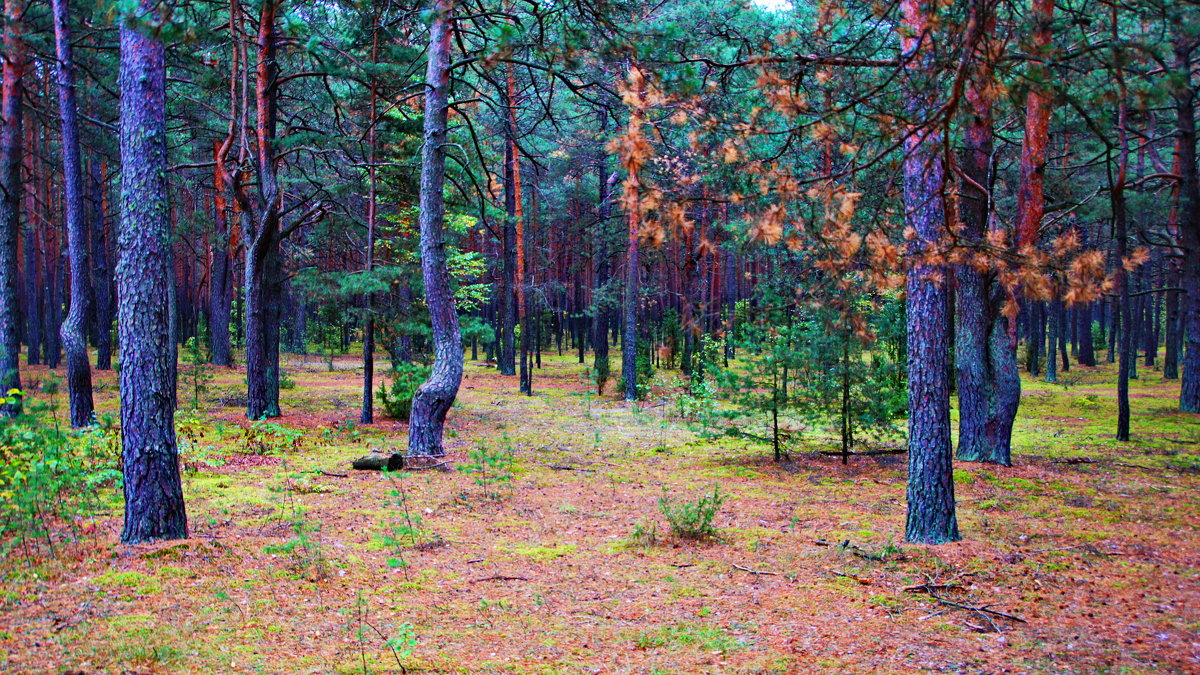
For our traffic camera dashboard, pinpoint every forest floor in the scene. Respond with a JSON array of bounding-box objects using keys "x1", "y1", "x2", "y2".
[{"x1": 2, "y1": 350, "x2": 1200, "y2": 673}]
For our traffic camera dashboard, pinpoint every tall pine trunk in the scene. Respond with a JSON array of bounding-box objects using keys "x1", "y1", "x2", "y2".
[
  {"x1": 117, "y1": 0, "x2": 187, "y2": 542},
  {"x1": 1175, "y1": 37, "x2": 1200, "y2": 413},
  {"x1": 900, "y1": 0, "x2": 958, "y2": 544},
  {"x1": 0, "y1": 0, "x2": 25, "y2": 414}
]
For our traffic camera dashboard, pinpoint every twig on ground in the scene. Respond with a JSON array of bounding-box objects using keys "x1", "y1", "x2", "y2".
[
  {"x1": 903, "y1": 583, "x2": 962, "y2": 593},
  {"x1": 544, "y1": 464, "x2": 596, "y2": 472},
  {"x1": 470, "y1": 575, "x2": 531, "y2": 583},
  {"x1": 932, "y1": 596, "x2": 1027, "y2": 623},
  {"x1": 732, "y1": 563, "x2": 780, "y2": 576}
]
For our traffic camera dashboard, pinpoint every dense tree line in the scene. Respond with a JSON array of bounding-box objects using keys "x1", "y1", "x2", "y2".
[{"x1": 0, "y1": 0, "x2": 1195, "y2": 544}]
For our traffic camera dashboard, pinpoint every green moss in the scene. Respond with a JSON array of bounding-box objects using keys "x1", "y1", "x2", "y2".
[
  {"x1": 94, "y1": 571, "x2": 160, "y2": 600},
  {"x1": 506, "y1": 543, "x2": 578, "y2": 562}
]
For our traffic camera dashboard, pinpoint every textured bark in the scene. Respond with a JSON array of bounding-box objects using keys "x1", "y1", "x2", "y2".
[
  {"x1": 0, "y1": 0, "x2": 25, "y2": 413},
  {"x1": 900, "y1": 0, "x2": 959, "y2": 544},
  {"x1": 117, "y1": 0, "x2": 187, "y2": 542},
  {"x1": 622, "y1": 96, "x2": 643, "y2": 402},
  {"x1": 361, "y1": 27, "x2": 379, "y2": 424},
  {"x1": 1175, "y1": 38, "x2": 1200, "y2": 413},
  {"x1": 52, "y1": 0, "x2": 95, "y2": 427},
  {"x1": 407, "y1": 0, "x2": 462, "y2": 457},
  {"x1": 90, "y1": 161, "x2": 113, "y2": 370}
]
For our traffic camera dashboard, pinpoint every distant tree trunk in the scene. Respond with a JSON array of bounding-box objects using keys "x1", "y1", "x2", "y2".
[
  {"x1": 1045, "y1": 299, "x2": 1058, "y2": 383},
  {"x1": 90, "y1": 161, "x2": 113, "y2": 370},
  {"x1": 1026, "y1": 302, "x2": 1043, "y2": 376},
  {"x1": 900, "y1": 0, "x2": 958, "y2": 545},
  {"x1": 117, "y1": 0, "x2": 187, "y2": 543},
  {"x1": 499, "y1": 128, "x2": 516, "y2": 377},
  {"x1": 44, "y1": 252, "x2": 62, "y2": 369},
  {"x1": 592, "y1": 160, "x2": 614, "y2": 395},
  {"x1": 22, "y1": 225, "x2": 38, "y2": 366},
  {"x1": 0, "y1": 0, "x2": 25, "y2": 414},
  {"x1": 52, "y1": 0, "x2": 94, "y2": 427},
  {"x1": 1078, "y1": 300, "x2": 1096, "y2": 366},
  {"x1": 209, "y1": 140, "x2": 233, "y2": 367},
  {"x1": 407, "y1": 0, "x2": 462, "y2": 457}
]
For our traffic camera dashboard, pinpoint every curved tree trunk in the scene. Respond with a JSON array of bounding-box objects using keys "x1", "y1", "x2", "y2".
[
  {"x1": 117, "y1": 0, "x2": 187, "y2": 543},
  {"x1": 407, "y1": 0, "x2": 462, "y2": 457},
  {"x1": 52, "y1": 0, "x2": 95, "y2": 427}
]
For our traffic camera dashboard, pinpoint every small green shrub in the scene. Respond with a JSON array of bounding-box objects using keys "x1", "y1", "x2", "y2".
[
  {"x1": 659, "y1": 486, "x2": 725, "y2": 540},
  {"x1": 376, "y1": 364, "x2": 430, "y2": 421},
  {"x1": 238, "y1": 420, "x2": 303, "y2": 455},
  {"x1": 180, "y1": 337, "x2": 214, "y2": 411},
  {"x1": 460, "y1": 438, "x2": 515, "y2": 500},
  {"x1": 0, "y1": 394, "x2": 122, "y2": 560}
]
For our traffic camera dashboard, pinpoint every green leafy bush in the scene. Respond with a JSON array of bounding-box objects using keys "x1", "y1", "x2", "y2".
[
  {"x1": 376, "y1": 364, "x2": 430, "y2": 421},
  {"x1": 658, "y1": 486, "x2": 725, "y2": 540}
]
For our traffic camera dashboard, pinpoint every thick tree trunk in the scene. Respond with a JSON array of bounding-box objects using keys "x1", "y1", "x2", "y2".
[
  {"x1": 242, "y1": 0, "x2": 283, "y2": 419},
  {"x1": 0, "y1": 0, "x2": 24, "y2": 414},
  {"x1": 52, "y1": 0, "x2": 94, "y2": 427},
  {"x1": 117, "y1": 0, "x2": 187, "y2": 542},
  {"x1": 900, "y1": 0, "x2": 958, "y2": 544},
  {"x1": 1175, "y1": 39, "x2": 1200, "y2": 413},
  {"x1": 954, "y1": 5, "x2": 1011, "y2": 465},
  {"x1": 407, "y1": 0, "x2": 462, "y2": 457}
]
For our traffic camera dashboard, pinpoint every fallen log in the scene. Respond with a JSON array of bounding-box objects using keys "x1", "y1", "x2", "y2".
[{"x1": 352, "y1": 452, "x2": 405, "y2": 472}]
